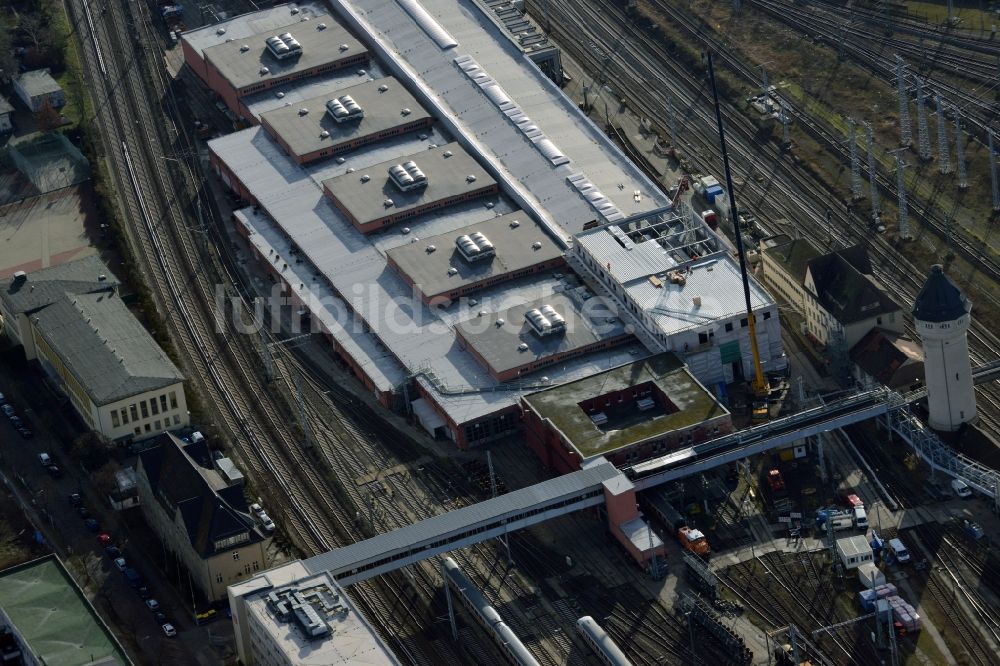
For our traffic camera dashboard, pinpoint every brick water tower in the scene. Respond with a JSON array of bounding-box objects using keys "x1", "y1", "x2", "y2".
[{"x1": 913, "y1": 265, "x2": 975, "y2": 431}]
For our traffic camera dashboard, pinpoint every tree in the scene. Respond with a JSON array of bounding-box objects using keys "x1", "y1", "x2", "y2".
[
  {"x1": 0, "y1": 25, "x2": 18, "y2": 84},
  {"x1": 34, "y1": 96, "x2": 62, "y2": 131}
]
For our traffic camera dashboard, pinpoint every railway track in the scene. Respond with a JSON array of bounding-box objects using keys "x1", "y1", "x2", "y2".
[
  {"x1": 536, "y1": 0, "x2": 1000, "y2": 435},
  {"x1": 65, "y1": 0, "x2": 466, "y2": 660}
]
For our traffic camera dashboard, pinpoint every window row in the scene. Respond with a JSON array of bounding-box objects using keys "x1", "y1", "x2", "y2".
[{"x1": 110, "y1": 391, "x2": 179, "y2": 428}]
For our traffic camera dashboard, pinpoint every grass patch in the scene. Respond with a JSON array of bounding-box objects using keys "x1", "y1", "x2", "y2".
[{"x1": 49, "y1": 0, "x2": 92, "y2": 128}]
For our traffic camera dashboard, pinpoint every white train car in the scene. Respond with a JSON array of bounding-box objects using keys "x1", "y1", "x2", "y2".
[
  {"x1": 576, "y1": 616, "x2": 634, "y2": 666},
  {"x1": 441, "y1": 557, "x2": 540, "y2": 666}
]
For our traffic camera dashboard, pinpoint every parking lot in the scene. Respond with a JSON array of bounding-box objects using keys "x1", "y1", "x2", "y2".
[{"x1": 0, "y1": 348, "x2": 234, "y2": 665}]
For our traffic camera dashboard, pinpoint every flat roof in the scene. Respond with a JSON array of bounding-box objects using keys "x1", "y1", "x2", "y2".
[
  {"x1": 329, "y1": 0, "x2": 671, "y2": 237},
  {"x1": 456, "y1": 289, "x2": 629, "y2": 377},
  {"x1": 386, "y1": 210, "x2": 562, "y2": 299},
  {"x1": 238, "y1": 565, "x2": 398, "y2": 664},
  {"x1": 259, "y1": 77, "x2": 431, "y2": 159},
  {"x1": 623, "y1": 255, "x2": 774, "y2": 336},
  {"x1": 322, "y1": 142, "x2": 495, "y2": 226},
  {"x1": 182, "y1": 4, "x2": 327, "y2": 58},
  {"x1": 620, "y1": 516, "x2": 664, "y2": 551},
  {"x1": 0, "y1": 556, "x2": 132, "y2": 666},
  {"x1": 211, "y1": 126, "x2": 652, "y2": 427},
  {"x1": 202, "y1": 14, "x2": 365, "y2": 92},
  {"x1": 522, "y1": 352, "x2": 728, "y2": 457},
  {"x1": 0, "y1": 187, "x2": 98, "y2": 279}
]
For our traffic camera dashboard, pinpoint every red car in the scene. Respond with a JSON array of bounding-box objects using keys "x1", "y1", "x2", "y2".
[
  {"x1": 97, "y1": 533, "x2": 112, "y2": 547},
  {"x1": 843, "y1": 493, "x2": 864, "y2": 509}
]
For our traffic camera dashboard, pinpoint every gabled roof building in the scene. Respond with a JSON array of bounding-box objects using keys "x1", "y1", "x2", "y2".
[
  {"x1": 0, "y1": 257, "x2": 188, "y2": 443},
  {"x1": 136, "y1": 433, "x2": 269, "y2": 601}
]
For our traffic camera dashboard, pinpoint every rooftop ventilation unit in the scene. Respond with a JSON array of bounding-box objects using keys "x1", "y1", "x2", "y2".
[
  {"x1": 265, "y1": 32, "x2": 302, "y2": 60},
  {"x1": 539, "y1": 304, "x2": 566, "y2": 331},
  {"x1": 525, "y1": 308, "x2": 552, "y2": 336},
  {"x1": 455, "y1": 231, "x2": 495, "y2": 262},
  {"x1": 388, "y1": 160, "x2": 428, "y2": 192},
  {"x1": 325, "y1": 95, "x2": 364, "y2": 123}
]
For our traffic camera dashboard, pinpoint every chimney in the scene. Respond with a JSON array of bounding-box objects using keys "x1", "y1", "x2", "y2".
[{"x1": 692, "y1": 295, "x2": 702, "y2": 308}]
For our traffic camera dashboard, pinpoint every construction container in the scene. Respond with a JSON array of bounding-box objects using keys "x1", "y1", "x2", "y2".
[
  {"x1": 858, "y1": 583, "x2": 897, "y2": 611},
  {"x1": 857, "y1": 562, "x2": 885, "y2": 589}
]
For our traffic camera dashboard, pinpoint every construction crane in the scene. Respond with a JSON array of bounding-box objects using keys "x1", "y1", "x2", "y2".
[
  {"x1": 705, "y1": 52, "x2": 770, "y2": 408},
  {"x1": 670, "y1": 175, "x2": 689, "y2": 208}
]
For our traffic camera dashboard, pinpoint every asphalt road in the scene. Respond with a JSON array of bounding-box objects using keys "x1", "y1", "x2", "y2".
[{"x1": 0, "y1": 348, "x2": 233, "y2": 665}]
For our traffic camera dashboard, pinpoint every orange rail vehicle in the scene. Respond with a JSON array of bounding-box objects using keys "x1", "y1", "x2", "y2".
[{"x1": 677, "y1": 526, "x2": 710, "y2": 556}]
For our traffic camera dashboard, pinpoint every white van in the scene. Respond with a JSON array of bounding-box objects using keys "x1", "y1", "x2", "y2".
[
  {"x1": 853, "y1": 506, "x2": 869, "y2": 529},
  {"x1": 951, "y1": 478, "x2": 973, "y2": 498},
  {"x1": 888, "y1": 538, "x2": 911, "y2": 563}
]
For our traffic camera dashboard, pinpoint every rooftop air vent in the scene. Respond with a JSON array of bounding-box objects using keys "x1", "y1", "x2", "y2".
[
  {"x1": 426, "y1": 245, "x2": 436, "y2": 252},
  {"x1": 401, "y1": 108, "x2": 411, "y2": 116},
  {"x1": 447, "y1": 267, "x2": 458, "y2": 276},
  {"x1": 216, "y1": 27, "x2": 226, "y2": 35},
  {"x1": 339, "y1": 43, "x2": 349, "y2": 51},
  {"x1": 532, "y1": 241, "x2": 542, "y2": 249},
  {"x1": 326, "y1": 94, "x2": 364, "y2": 123},
  {"x1": 346, "y1": 167, "x2": 355, "y2": 173},
  {"x1": 265, "y1": 32, "x2": 302, "y2": 60},
  {"x1": 357, "y1": 69, "x2": 366, "y2": 76},
  {"x1": 525, "y1": 306, "x2": 564, "y2": 337},
  {"x1": 518, "y1": 342, "x2": 529, "y2": 351},
  {"x1": 419, "y1": 133, "x2": 428, "y2": 140},
  {"x1": 360, "y1": 174, "x2": 370, "y2": 183},
  {"x1": 290, "y1": 7, "x2": 299, "y2": 14},
  {"x1": 443, "y1": 150, "x2": 453, "y2": 158},
  {"x1": 469, "y1": 299, "x2": 478, "y2": 306},
  {"x1": 384, "y1": 198, "x2": 394, "y2": 208},
  {"x1": 298, "y1": 108, "x2": 308, "y2": 115},
  {"x1": 275, "y1": 91, "x2": 285, "y2": 98},
  {"x1": 388, "y1": 161, "x2": 428, "y2": 192},
  {"x1": 455, "y1": 232, "x2": 495, "y2": 263},
  {"x1": 496, "y1": 318, "x2": 504, "y2": 327},
  {"x1": 336, "y1": 156, "x2": 346, "y2": 164},
  {"x1": 401, "y1": 227, "x2": 411, "y2": 235},
  {"x1": 510, "y1": 220, "x2": 520, "y2": 228},
  {"x1": 225, "y1": 38, "x2": 233, "y2": 42},
  {"x1": 240, "y1": 44, "x2": 250, "y2": 52},
  {"x1": 317, "y1": 22, "x2": 327, "y2": 30},
  {"x1": 485, "y1": 202, "x2": 494, "y2": 209},
  {"x1": 378, "y1": 84, "x2": 389, "y2": 93},
  {"x1": 466, "y1": 174, "x2": 476, "y2": 182},
  {"x1": 260, "y1": 66, "x2": 270, "y2": 75},
  {"x1": 319, "y1": 130, "x2": 330, "y2": 138},
  {"x1": 478, "y1": 310, "x2": 486, "y2": 317}
]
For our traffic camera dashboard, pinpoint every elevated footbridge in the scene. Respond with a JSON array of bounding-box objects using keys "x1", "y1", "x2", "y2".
[
  {"x1": 623, "y1": 387, "x2": 901, "y2": 489},
  {"x1": 299, "y1": 372, "x2": 1000, "y2": 585}
]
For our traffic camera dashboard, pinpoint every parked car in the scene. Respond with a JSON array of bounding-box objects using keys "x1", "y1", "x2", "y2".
[
  {"x1": 951, "y1": 478, "x2": 973, "y2": 498},
  {"x1": 145, "y1": 599, "x2": 160, "y2": 612},
  {"x1": 888, "y1": 538, "x2": 911, "y2": 563},
  {"x1": 124, "y1": 568, "x2": 141, "y2": 588},
  {"x1": 250, "y1": 503, "x2": 266, "y2": 518},
  {"x1": 38, "y1": 453, "x2": 51, "y2": 466},
  {"x1": 46, "y1": 465, "x2": 62, "y2": 479},
  {"x1": 10, "y1": 416, "x2": 23, "y2": 429},
  {"x1": 113, "y1": 557, "x2": 127, "y2": 572},
  {"x1": 154, "y1": 612, "x2": 168, "y2": 624},
  {"x1": 77, "y1": 507, "x2": 91, "y2": 519},
  {"x1": 161, "y1": 623, "x2": 176, "y2": 637},
  {"x1": 105, "y1": 545, "x2": 121, "y2": 559},
  {"x1": 68, "y1": 493, "x2": 83, "y2": 507},
  {"x1": 2, "y1": 404, "x2": 15, "y2": 418},
  {"x1": 18, "y1": 428, "x2": 33, "y2": 439},
  {"x1": 137, "y1": 586, "x2": 151, "y2": 600},
  {"x1": 262, "y1": 518, "x2": 276, "y2": 533},
  {"x1": 0, "y1": 392, "x2": 7, "y2": 405},
  {"x1": 97, "y1": 532, "x2": 112, "y2": 546},
  {"x1": 84, "y1": 518, "x2": 100, "y2": 532}
]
